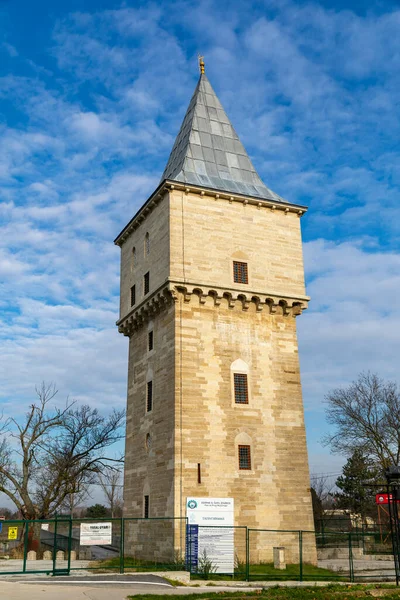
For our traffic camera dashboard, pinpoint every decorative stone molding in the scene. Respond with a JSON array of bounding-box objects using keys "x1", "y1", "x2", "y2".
[
  {"x1": 116, "y1": 280, "x2": 309, "y2": 336},
  {"x1": 117, "y1": 284, "x2": 175, "y2": 337},
  {"x1": 114, "y1": 186, "x2": 168, "y2": 246},
  {"x1": 174, "y1": 283, "x2": 308, "y2": 317}
]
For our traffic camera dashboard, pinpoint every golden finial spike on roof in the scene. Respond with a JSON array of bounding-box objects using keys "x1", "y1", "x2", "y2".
[{"x1": 198, "y1": 54, "x2": 205, "y2": 74}]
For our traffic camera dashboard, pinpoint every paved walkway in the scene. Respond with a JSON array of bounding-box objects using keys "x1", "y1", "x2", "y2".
[
  {"x1": 319, "y1": 558, "x2": 396, "y2": 580},
  {"x1": 0, "y1": 558, "x2": 91, "y2": 574},
  {"x1": 2, "y1": 573, "x2": 400, "y2": 600},
  {"x1": 0, "y1": 578, "x2": 262, "y2": 600}
]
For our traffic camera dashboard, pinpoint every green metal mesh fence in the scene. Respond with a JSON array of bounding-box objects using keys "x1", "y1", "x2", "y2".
[{"x1": 0, "y1": 518, "x2": 397, "y2": 582}]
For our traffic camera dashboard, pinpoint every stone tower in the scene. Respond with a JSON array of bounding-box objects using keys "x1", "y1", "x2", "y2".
[{"x1": 115, "y1": 65, "x2": 315, "y2": 557}]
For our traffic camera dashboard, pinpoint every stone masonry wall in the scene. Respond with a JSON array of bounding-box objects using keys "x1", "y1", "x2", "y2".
[
  {"x1": 169, "y1": 189, "x2": 306, "y2": 300},
  {"x1": 119, "y1": 193, "x2": 170, "y2": 322},
  {"x1": 172, "y1": 293, "x2": 316, "y2": 564},
  {"x1": 173, "y1": 295, "x2": 315, "y2": 530},
  {"x1": 120, "y1": 188, "x2": 316, "y2": 564}
]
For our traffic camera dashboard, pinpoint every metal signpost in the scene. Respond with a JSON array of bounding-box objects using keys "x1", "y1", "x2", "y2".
[{"x1": 385, "y1": 466, "x2": 400, "y2": 586}]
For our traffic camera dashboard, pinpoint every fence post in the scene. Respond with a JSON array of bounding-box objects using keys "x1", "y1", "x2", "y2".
[
  {"x1": 52, "y1": 516, "x2": 58, "y2": 574},
  {"x1": 120, "y1": 517, "x2": 124, "y2": 574},
  {"x1": 299, "y1": 531, "x2": 303, "y2": 582},
  {"x1": 348, "y1": 532, "x2": 354, "y2": 583},
  {"x1": 245, "y1": 527, "x2": 249, "y2": 582},
  {"x1": 22, "y1": 521, "x2": 29, "y2": 574},
  {"x1": 67, "y1": 517, "x2": 72, "y2": 574}
]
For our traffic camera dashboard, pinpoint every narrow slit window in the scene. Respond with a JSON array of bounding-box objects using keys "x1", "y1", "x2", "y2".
[
  {"x1": 144, "y1": 495, "x2": 149, "y2": 519},
  {"x1": 145, "y1": 232, "x2": 150, "y2": 256},
  {"x1": 144, "y1": 272, "x2": 150, "y2": 295},
  {"x1": 132, "y1": 247, "x2": 136, "y2": 269},
  {"x1": 130, "y1": 285, "x2": 136, "y2": 307},
  {"x1": 146, "y1": 381, "x2": 153, "y2": 412},
  {"x1": 148, "y1": 330, "x2": 154, "y2": 351},
  {"x1": 238, "y1": 445, "x2": 251, "y2": 470},
  {"x1": 233, "y1": 261, "x2": 248, "y2": 284},
  {"x1": 234, "y1": 373, "x2": 248, "y2": 404}
]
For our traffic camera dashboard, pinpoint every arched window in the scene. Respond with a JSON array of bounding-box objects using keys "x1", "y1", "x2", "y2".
[
  {"x1": 145, "y1": 232, "x2": 150, "y2": 256},
  {"x1": 230, "y1": 359, "x2": 251, "y2": 405}
]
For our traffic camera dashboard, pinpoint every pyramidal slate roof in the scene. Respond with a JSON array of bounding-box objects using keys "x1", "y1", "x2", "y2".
[{"x1": 161, "y1": 73, "x2": 285, "y2": 203}]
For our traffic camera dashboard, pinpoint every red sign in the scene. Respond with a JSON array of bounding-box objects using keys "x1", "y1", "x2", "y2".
[{"x1": 375, "y1": 493, "x2": 400, "y2": 505}]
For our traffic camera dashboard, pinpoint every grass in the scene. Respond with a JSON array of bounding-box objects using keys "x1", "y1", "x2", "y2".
[
  {"x1": 90, "y1": 557, "x2": 341, "y2": 582},
  {"x1": 127, "y1": 584, "x2": 400, "y2": 600},
  {"x1": 163, "y1": 577, "x2": 187, "y2": 586},
  {"x1": 190, "y1": 563, "x2": 343, "y2": 582},
  {"x1": 89, "y1": 556, "x2": 185, "y2": 572},
  {"x1": 248, "y1": 563, "x2": 344, "y2": 582}
]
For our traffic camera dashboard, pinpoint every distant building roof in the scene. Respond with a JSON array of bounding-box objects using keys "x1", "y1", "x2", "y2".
[{"x1": 161, "y1": 72, "x2": 286, "y2": 203}]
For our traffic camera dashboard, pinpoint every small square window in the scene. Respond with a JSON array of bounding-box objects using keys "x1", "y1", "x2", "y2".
[
  {"x1": 146, "y1": 381, "x2": 153, "y2": 412},
  {"x1": 234, "y1": 373, "x2": 248, "y2": 404},
  {"x1": 130, "y1": 285, "x2": 136, "y2": 307},
  {"x1": 238, "y1": 445, "x2": 251, "y2": 470},
  {"x1": 144, "y1": 272, "x2": 150, "y2": 295},
  {"x1": 148, "y1": 330, "x2": 154, "y2": 351},
  {"x1": 233, "y1": 261, "x2": 248, "y2": 284},
  {"x1": 144, "y1": 495, "x2": 149, "y2": 519}
]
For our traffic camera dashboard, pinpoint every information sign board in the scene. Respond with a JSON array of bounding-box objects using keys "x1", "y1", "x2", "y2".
[
  {"x1": 186, "y1": 524, "x2": 199, "y2": 570},
  {"x1": 376, "y1": 493, "x2": 400, "y2": 505},
  {"x1": 80, "y1": 522, "x2": 112, "y2": 546},
  {"x1": 8, "y1": 527, "x2": 18, "y2": 540},
  {"x1": 186, "y1": 497, "x2": 234, "y2": 574}
]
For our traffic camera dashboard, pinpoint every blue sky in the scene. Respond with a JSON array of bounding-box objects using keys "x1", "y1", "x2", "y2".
[{"x1": 1, "y1": 0, "x2": 400, "y2": 498}]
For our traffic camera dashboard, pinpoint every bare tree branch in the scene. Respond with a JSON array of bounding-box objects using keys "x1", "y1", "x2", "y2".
[
  {"x1": 97, "y1": 467, "x2": 123, "y2": 517},
  {"x1": 0, "y1": 382, "x2": 125, "y2": 521},
  {"x1": 323, "y1": 372, "x2": 400, "y2": 472}
]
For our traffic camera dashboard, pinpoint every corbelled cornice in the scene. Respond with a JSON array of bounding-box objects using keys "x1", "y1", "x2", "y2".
[{"x1": 116, "y1": 280, "x2": 309, "y2": 337}]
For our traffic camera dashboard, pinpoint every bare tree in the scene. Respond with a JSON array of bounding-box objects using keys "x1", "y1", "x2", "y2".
[
  {"x1": 323, "y1": 372, "x2": 400, "y2": 472},
  {"x1": 310, "y1": 473, "x2": 336, "y2": 530},
  {"x1": 0, "y1": 383, "x2": 125, "y2": 521},
  {"x1": 60, "y1": 488, "x2": 92, "y2": 518},
  {"x1": 98, "y1": 467, "x2": 123, "y2": 517},
  {"x1": 310, "y1": 474, "x2": 335, "y2": 509}
]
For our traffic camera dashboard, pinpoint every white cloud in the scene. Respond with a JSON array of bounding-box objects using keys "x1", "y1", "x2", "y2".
[
  {"x1": 300, "y1": 238, "x2": 400, "y2": 410},
  {"x1": 2, "y1": 42, "x2": 18, "y2": 57}
]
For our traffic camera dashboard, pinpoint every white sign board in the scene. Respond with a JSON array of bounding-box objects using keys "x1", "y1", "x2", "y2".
[
  {"x1": 80, "y1": 522, "x2": 112, "y2": 546},
  {"x1": 186, "y1": 497, "x2": 234, "y2": 574}
]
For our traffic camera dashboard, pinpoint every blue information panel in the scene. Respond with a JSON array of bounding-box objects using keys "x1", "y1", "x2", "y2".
[{"x1": 186, "y1": 524, "x2": 198, "y2": 571}]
